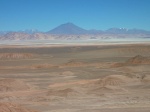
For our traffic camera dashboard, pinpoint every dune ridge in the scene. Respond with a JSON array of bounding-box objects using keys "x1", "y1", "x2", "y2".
[
  {"x1": 0, "y1": 53, "x2": 36, "y2": 59},
  {"x1": 0, "y1": 78, "x2": 30, "y2": 92},
  {"x1": 112, "y1": 55, "x2": 150, "y2": 67},
  {"x1": 0, "y1": 102, "x2": 39, "y2": 112}
]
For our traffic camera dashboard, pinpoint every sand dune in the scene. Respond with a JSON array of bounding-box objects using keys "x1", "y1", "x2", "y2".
[
  {"x1": 112, "y1": 55, "x2": 150, "y2": 67},
  {"x1": 60, "y1": 60, "x2": 109, "y2": 68},
  {"x1": 60, "y1": 71, "x2": 75, "y2": 77},
  {"x1": 60, "y1": 60, "x2": 86, "y2": 68},
  {"x1": 47, "y1": 88, "x2": 78, "y2": 97},
  {"x1": 47, "y1": 75, "x2": 133, "y2": 97},
  {"x1": 98, "y1": 75, "x2": 141, "y2": 86},
  {"x1": 31, "y1": 64, "x2": 57, "y2": 69},
  {"x1": 0, "y1": 63, "x2": 57, "y2": 70},
  {"x1": 85, "y1": 74, "x2": 142, "y2": 95},
  {"x1": 89, "y1": 86, "x2": 125, "y2": 96},
  {"x1": 142, "y1": 75, "x2": 150, "y2": 83},
  {"x1": 0, "y1": 53, "x2": 36, "y2": 59},
  {"x1": 0, "y1": 102, "x2": 39, "y2": 112},
  {"x1": 127, "y1": 55, "x2": 150, "y2": 64},
  {"x1": 0, "y1": 78, "x2": 30, "y2": 92},
  {"x1": 96, "y1": 75, "x2": 125, "y2": 86}
]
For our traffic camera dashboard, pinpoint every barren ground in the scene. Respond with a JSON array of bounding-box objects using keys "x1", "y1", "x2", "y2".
[{"x1": 0, "y1": 43, "x2": 150, "y2": 112}]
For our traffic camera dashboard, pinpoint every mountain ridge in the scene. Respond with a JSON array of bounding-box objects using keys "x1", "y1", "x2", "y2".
[
  {"x1": 1, "y1": 22, "x2": 150, "y2": 35},
  {"x1": 0, "y1": 22, "x2": 150, "y2": 40},
  {"x1": 47, "y1": 23, "x2": 88, "y2": 34},
  {"x1": 47, "y1": 23, "x2": 150, "y2": 35}
]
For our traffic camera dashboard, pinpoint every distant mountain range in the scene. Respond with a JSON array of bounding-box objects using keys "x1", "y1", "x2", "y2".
[
  {"x1": 0, "y1": 22, "x2": 150, "y2": 40},
  {"x1": 47, "y1": 23, "x2": 150, "y2": 35},
  {"x1": 47, "y1": 23, "x2": 88, "y2": 34}
]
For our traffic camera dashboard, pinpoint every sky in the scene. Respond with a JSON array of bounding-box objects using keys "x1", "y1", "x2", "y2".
[{"x1": 0, "y1": 0, "x2": 150, "y2": 31}]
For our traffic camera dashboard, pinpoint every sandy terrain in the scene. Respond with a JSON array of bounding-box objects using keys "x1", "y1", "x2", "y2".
[{"x1": 0, "y1": 43, "x2": 150, "y2": 112}]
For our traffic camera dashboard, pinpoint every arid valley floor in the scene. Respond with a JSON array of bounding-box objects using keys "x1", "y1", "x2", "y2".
[{"x1": 0, "y1": 42, "x2": 150, "y2": 112}]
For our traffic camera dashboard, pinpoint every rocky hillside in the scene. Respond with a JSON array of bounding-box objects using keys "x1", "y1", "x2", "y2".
[
  {"x1": 0, "y1": 102, "x2": 39, "y2": 112},
  {"x1": 112, "y1": 55, "x2": 150, "y2": 67}
]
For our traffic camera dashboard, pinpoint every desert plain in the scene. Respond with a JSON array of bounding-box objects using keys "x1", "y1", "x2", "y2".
[{"x1": 0, "y1": 42, "x2": 150, "y2": 112}]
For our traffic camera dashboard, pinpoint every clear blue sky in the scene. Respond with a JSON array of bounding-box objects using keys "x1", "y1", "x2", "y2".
[{"x1": 0, "y1": 0, "x2": 150, "y2": 31}]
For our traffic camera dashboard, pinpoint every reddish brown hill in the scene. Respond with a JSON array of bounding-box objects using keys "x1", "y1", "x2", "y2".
[
  {"x1": 0, "y1": 102, "x2": 39, "y2": 112},
  {"x1": 112, "y1": 55, "x2": 150, "y2": 67},
  {"x1": 47, "y1": 88, "x2": 78, "y2": 97},
  {"x1": 0, "y1": 78, "x2": 30, "y2": 92},
  {"x1": 0, "y1": 53, "x2": 36, "y2": 59},
  {"x1": 126, "y1": 55, "x2": 150, "y2": 64}
]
